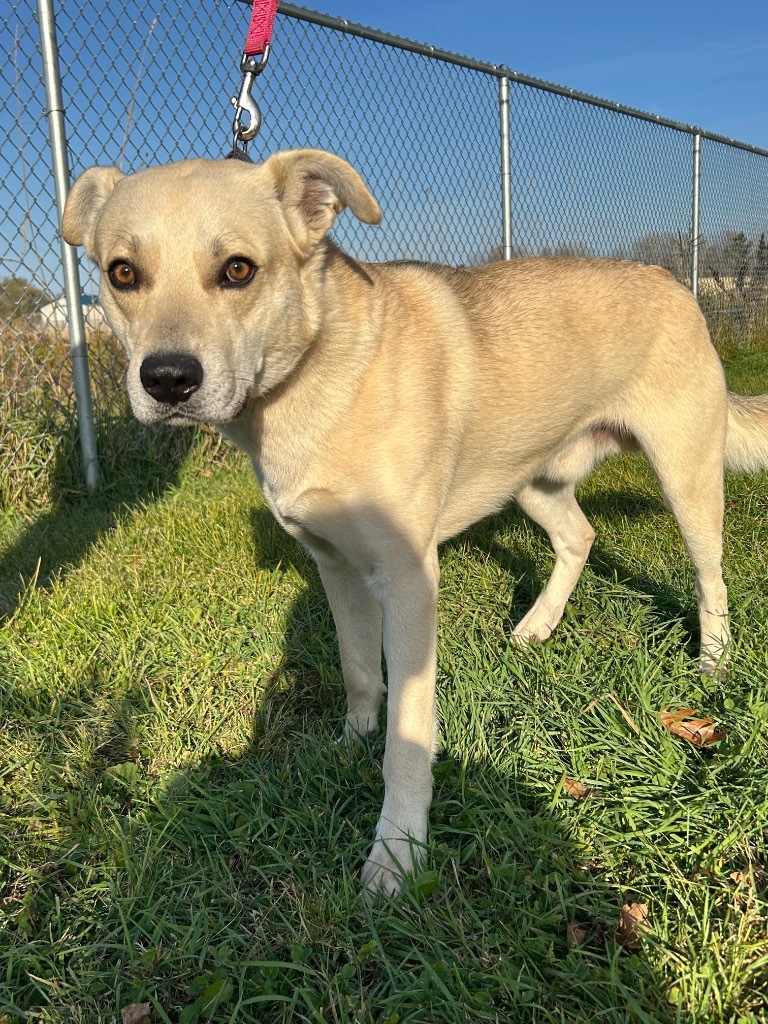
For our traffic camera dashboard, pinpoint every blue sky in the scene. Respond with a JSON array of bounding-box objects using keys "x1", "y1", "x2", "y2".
[{"x1": 330, "y1": 0, "x2": 768, "y2": 150}]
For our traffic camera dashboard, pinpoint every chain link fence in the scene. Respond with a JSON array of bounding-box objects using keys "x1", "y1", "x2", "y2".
[{"x1": 2, "y1": 0, "x2": 768, "y2": 508}]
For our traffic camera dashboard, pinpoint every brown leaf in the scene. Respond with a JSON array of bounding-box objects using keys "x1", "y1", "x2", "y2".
[
  {"x1": 564, "y1": 778, "x2": 590, "y2": 800},
  {"x1": 616, "y1": 902, "x2": 649, "y2": 949},
  {"x1": 121, "y1": 1004, "x2": 151, "y2": 1024},
  {"x1": 660, "y1": 708, "x2": 726, "y2": 747},
  {"x1": 566, "y1": 922, "x2": 588, "y2": 948}
]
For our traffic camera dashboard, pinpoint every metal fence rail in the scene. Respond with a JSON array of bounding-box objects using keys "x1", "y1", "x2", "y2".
[{"x1": 1, "y1": 1, "x2": 767, "y2": 506}]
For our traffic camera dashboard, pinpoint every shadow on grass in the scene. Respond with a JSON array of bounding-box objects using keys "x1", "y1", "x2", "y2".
[
  {"x1": 0, "y1": 416, "x2": 209, "y2": 619},
  {"x1": 0, "y1": 487, "x2": 695, "y2": 1022}
]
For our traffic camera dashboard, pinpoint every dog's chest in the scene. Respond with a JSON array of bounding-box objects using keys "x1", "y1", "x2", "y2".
[
  {"x1": 250, "y1": 457, "x2": 285, "y2": 523},
  {"x1": 248, "y1": 456, "x2": 312, "y2": 545}
]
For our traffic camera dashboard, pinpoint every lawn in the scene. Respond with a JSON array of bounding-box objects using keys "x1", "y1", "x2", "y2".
[{"x1": 1, "y1": 346, "x2": 767, "y2": 1023}]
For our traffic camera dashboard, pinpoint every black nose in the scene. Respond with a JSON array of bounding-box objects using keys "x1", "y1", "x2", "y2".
[{"x1": 139, "y1": 354, "x2": 204, "y2": 405}]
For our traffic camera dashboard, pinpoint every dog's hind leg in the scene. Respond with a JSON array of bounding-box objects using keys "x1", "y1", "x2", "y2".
[
  {"x1": 512, "y1": 480, "x2": 595, "y2": 643},
  {"x1": 641, "y1": 434, "x2": 730, "y2": 676}
]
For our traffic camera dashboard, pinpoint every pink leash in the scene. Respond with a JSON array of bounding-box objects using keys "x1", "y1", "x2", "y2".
[
  {"x1": 244, "y1": 0, "x2": 279, "y2": 58},
  {"x1": 230, "y1": 0, "x2": 279, "y2": 157}
]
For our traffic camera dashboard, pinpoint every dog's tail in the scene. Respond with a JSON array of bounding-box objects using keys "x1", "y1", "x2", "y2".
[{"x1": 726, "y1": 392, "x2": 768, "y2": 472}]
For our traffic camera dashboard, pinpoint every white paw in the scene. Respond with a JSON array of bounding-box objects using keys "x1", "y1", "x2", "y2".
[
  {"x1": 512, "y1": 616, "x2": 554, "y2": 643},
  {"x1": 699, "y1": 646, "x2": 730, "y2": 680},
  {"x1": 511, "y1": 597, "x2": 560, "y2": 643},
  {"x1": 698, "y1": 614, "x2": 730, "y2": 679},
  {"x1": 361, "y1": 835, "x2": 425, "y2": 897},
  {"x1": 341, "y1": 707, "x2": 380, "y2": 744}
]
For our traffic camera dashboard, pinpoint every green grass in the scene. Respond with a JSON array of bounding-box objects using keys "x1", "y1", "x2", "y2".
[{"x1": 1, "y1": 349, "x2": 768, "y2": 1023}]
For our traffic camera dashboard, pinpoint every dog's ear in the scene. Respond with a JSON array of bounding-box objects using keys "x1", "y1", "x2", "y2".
[
  {"x1": 62, "y1": 166, "x2": 125, "y2": 255},
  {"x1": 264, "y1": 149, "x2": 381, "y2": 252}
]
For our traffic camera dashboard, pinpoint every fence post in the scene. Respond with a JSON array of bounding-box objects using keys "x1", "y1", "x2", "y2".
[
  {"x1": 498, "y1": 75, "x2": 513, "y2": 260},
  {"x1": 690, "y1": 132, "x2": 701, "y2": 299},
  {"x1": 37, "y1": 0, "x2": 100, "y2": 492}
]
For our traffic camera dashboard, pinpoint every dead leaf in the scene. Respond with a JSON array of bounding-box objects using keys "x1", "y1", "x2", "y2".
[
  {"x1": 566, "y1": 922, "x2": 588, "y2": 948},
  {"x1": 660, "y1": 708, "x2": 726, "y2": 747},
  {"x1": 564, "y1": 778, "x2": 590, "y2": 800},
  {"x1": 121, "y1": 1004, "x2": 151, "y2": 1024},
  {"x1": 616, "y1": 902, "x2": 649, "y2": 949}
]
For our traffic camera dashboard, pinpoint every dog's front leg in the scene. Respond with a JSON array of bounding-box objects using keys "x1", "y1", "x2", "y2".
[
  {"x1": 314, "y1": 552, "x2": 386, "y2": 740},
  {"x1": 361, "y1": 547, "x2": 440, "y2": 896}
]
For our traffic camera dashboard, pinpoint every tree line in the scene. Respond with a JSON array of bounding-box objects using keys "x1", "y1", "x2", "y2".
[{"x1": 0, "y1": 277, "x2": 52, "y2": 322}]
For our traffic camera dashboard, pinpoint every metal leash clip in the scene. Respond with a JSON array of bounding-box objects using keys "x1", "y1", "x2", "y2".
[{"x1": 230, "y1": 44, "x2": 270, "y2": 159}]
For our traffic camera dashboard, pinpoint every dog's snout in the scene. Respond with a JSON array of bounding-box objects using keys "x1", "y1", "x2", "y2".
[{"x1": 140, "y1": 353, "x2": 203, "y2": 405}]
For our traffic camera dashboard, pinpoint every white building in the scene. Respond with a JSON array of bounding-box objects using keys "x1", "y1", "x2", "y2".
[{"x1": 36, "y1": 294, "x2": 106, "y2": 331}]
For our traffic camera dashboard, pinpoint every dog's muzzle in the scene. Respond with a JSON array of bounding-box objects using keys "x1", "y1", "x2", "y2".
[{"x1": 140, "y1": 353, "x2": 203, "y2": 405}]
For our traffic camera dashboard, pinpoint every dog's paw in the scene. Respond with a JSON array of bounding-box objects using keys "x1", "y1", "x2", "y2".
[
  {"x1": 698, "y1": 616, "x2": 730, "y2": 679},
  {"x1": 361, "y1": 835, "x2": 425, "y2": 898},
  {"x1": 511, "y1": 616, "x2": 554, "y2": 644},
  {"x1": 699, "y1": 647, "x2": 730, "y2": 680},
  {"x1": 340, "y1": 707, "x2": 380, "y2": 745},
  {"x1": 511, "y1": 598, "x2": 560, "y2": 643}
]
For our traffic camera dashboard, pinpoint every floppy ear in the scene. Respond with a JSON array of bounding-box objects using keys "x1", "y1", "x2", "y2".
[
  {"x1": 264, "y1": 149, "x2": 381, "y2": 252},
  {"x1": 62, "y1": 166, "x2": 125, "y2": 255}
]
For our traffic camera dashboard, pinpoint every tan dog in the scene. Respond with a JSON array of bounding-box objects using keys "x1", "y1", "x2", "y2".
[{"x1": 63, "y1": 150, "x2": 768, "y2": 895}]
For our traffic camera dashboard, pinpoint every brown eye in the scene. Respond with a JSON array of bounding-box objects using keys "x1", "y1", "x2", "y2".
[
  {"x1": 223, "y1": 258, "x2": 256, "y2": 286},
  {"x1": 108, "y1": 260, "x2": 138, "y2": 289}
]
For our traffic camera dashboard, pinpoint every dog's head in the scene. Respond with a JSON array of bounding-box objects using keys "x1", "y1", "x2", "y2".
[{"x1": 63, "y1": 150, "x2": 381, "y2": 425}]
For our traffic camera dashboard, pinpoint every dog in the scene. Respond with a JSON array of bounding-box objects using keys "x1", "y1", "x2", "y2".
[{"x1": 62, "y1": 149, "x2": 768, "y2": 895}]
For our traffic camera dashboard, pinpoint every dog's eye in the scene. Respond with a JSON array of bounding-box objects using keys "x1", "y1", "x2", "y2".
[
  {"x1": 108, "y1": 260, "x2": 138, "y2": 290},
  {"x1": 223, "y1": 258, "x2": 257, "y2": 287}
]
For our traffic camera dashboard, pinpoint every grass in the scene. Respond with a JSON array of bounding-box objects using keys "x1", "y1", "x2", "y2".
[{"x1": 1, "y1": 347, "x2": 768, "y2": 1022}]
